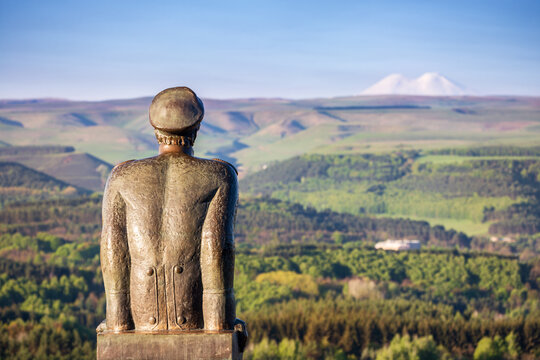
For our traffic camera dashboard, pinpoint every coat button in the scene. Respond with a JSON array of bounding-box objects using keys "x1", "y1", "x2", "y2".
[
  {"x1": 177, "y1": 316, "x2": 186, "y2": 324},
  {"x1": 146, "y1": 268, "x2": 154, "y2": 276},
  {"x1": 174, "y1": 266, "x2": 183, "y2": 274},
  {"x1": 149, "y1": 316, "x2": 156, "y2": 324}
]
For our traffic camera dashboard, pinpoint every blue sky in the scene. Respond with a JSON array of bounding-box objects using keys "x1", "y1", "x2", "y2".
[{"x1": 1, "y1": 0, "x2": 539, "y2": 100}]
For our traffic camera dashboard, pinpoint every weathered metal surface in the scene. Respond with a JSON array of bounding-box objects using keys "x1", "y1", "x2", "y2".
[
  {"x1": 98, "y1": 87, "x2": 247, "y2": 358},
  {"x1": 97, "y1": 331, "x2": 242, "y2": 360}
]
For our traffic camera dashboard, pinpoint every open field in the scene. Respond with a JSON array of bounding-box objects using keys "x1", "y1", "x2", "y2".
[
  {"x1": 375, "y1": 214, "x2": 492, "y2": 236},
  {"x1": 241, "y1": 149, "x2": 540, "y2": 239}
]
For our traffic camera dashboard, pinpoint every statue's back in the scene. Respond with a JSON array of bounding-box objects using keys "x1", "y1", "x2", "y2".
[{"x1": 101, "y1": 152, "x2": 237, "y2": 331}]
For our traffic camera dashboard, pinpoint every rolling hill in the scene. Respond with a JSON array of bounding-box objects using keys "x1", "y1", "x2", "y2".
[
  {"x1": 0, "y1": 95, "x2": 539, "y2": 176},
  {"x1": 0, "y1": 162, "x2": 90, "y2": 207},
  {"x1": 0, "y1": 146, "x2": 112, "y2": 192}
]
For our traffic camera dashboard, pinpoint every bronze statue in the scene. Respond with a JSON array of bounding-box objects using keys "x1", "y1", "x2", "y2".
[{"x1": 98, "y1": 87, "x2": 246, "y2": 347}]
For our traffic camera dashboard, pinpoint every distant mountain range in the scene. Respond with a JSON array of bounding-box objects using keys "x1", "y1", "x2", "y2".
[
  {"x1": 0, "y1": 93, "x2": 538, "y2": 179},
  {"x1": 362, "y1": 73, "x2": 468, "y2": 96}
]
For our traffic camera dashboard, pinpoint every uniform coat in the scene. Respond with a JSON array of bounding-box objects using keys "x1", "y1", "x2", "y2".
[{"x1": 100, "y1": 152, "x2": 237, "y2": 332}]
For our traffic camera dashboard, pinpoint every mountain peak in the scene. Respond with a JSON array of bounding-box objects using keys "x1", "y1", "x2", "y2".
[{"x1": 362, "y1": 73, "x2": 467, "y2": 96}]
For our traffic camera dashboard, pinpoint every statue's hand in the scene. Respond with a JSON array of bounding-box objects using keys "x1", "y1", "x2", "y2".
[
  {"x1": 96, "y1": 319, "x2": 134, "y2": 333},
  {"x1": 96, "y1": 320, "x2": 107, "y2": 333},
  {"x1": 234, "y1": 318, "x2": 248, "y2": 353}
]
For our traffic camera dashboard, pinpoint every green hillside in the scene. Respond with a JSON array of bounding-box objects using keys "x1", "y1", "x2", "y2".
[
  {"x1": 0, "y1": 146, "x2": 112, "y2": 192},
  {"x1": 0, "y1": 195, "x2": 468, "y2": 249},
  {"x1": 0, "y1": 162, "x2": 89, "y2": 207},
  {"x1": 2, "y1": 193, "x2": 536, "y2": 261},
  {"x1": 241, "y1": 147, "x2": 540, "y2": 240}
]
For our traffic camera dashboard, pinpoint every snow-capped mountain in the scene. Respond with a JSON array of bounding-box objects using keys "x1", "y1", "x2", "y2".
[{"x1": 362, "y1": 73, "x2": 468, "y2": 96}]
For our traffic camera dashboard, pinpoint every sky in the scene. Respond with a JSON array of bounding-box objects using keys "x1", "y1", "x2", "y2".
[{"x1": 1, "y1": 0, "x2": 539, "y2": 100}]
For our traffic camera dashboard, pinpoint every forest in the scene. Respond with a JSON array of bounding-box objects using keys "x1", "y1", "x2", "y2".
[
  {"x1": 0, "y1": 231, "x2": 538, "y2": 359},
  {"x1": 0, "y1": 145, "x2": 539, "y2": 359}
]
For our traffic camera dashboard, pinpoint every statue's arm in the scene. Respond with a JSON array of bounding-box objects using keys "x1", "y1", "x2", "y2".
[
  {"x1": 100, "y1": 176, "x2": 133, "y2": 331},
  {"x1": 201, "y1": 165, "x2": 238, "y2": 330}
]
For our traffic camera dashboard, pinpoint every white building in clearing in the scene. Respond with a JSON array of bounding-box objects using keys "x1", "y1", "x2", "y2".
[{"x1": 375, "y1": 239, "x2": 421, "y2": 251}]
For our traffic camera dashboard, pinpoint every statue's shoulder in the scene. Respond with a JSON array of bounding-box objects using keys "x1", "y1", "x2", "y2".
[
  {"x1": 109, "y1": 158, "x2": 151, "y2": 181},
  {"x1": 112, "y1": 156, "x2": 163, "y2": 174},
  {"x1": 113, "y1": 159, "x2": 136, "y2": 170},
  {"x1": 210, "y1": 158, "x2": 238, "y2": 176},
  {"x1": 110, "y1": 159, "x2": 136, "y2": 176}
]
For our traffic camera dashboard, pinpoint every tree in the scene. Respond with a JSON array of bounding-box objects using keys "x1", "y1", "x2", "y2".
[
  {"x1": 376, "y1": 334, "x2": 443, "y2": 360},
  {"x1": 505, "y1": 332, "x2": 521, "y2": 360},
  {"x1": 473, "y1": 336, "x2": 505, "y2": 360}
]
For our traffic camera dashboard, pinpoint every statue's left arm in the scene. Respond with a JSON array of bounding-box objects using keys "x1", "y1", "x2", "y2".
[
  {"x1": 100, "y1": 174, "x2": 134, "y2": 331},
  {"x1": 201, "y1": 164, "x2": 238, "y2": 330}
]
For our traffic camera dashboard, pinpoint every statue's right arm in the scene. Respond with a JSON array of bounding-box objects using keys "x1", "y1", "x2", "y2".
[
  {"x1": 100, "y1": 173, "x2": 134, "y2": 331},
  {"x1": 201, "y1": 163, "x2": 238, "y2": 331}
]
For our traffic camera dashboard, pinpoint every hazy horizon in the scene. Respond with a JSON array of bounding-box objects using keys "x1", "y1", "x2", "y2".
[{"x1": 2, "y1": 88, "x2": 540, "y2": 103}]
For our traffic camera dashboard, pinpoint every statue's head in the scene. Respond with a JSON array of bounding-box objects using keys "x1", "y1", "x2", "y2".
[{"x1": 150, "y1": 87, "x2": 204, "y2": 147}]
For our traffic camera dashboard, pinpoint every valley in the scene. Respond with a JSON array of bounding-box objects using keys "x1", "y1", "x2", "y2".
[{"x1": 0, "y1": 94, "x2": 539, "y2": 358}]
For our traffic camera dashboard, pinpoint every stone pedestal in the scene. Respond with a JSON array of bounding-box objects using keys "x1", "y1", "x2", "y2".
[{"x1": 97, "y1": 330, "x2": 242, "y2": 360}]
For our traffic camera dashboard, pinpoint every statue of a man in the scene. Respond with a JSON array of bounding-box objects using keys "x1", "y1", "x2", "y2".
[{"x1": 99, "y1": 87, "x2": 244, "y2": 337}]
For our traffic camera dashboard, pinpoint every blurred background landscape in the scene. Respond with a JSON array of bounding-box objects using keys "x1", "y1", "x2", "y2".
[{"x1": 0, "y1": 1, "x2": 539, "y2": 359}]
